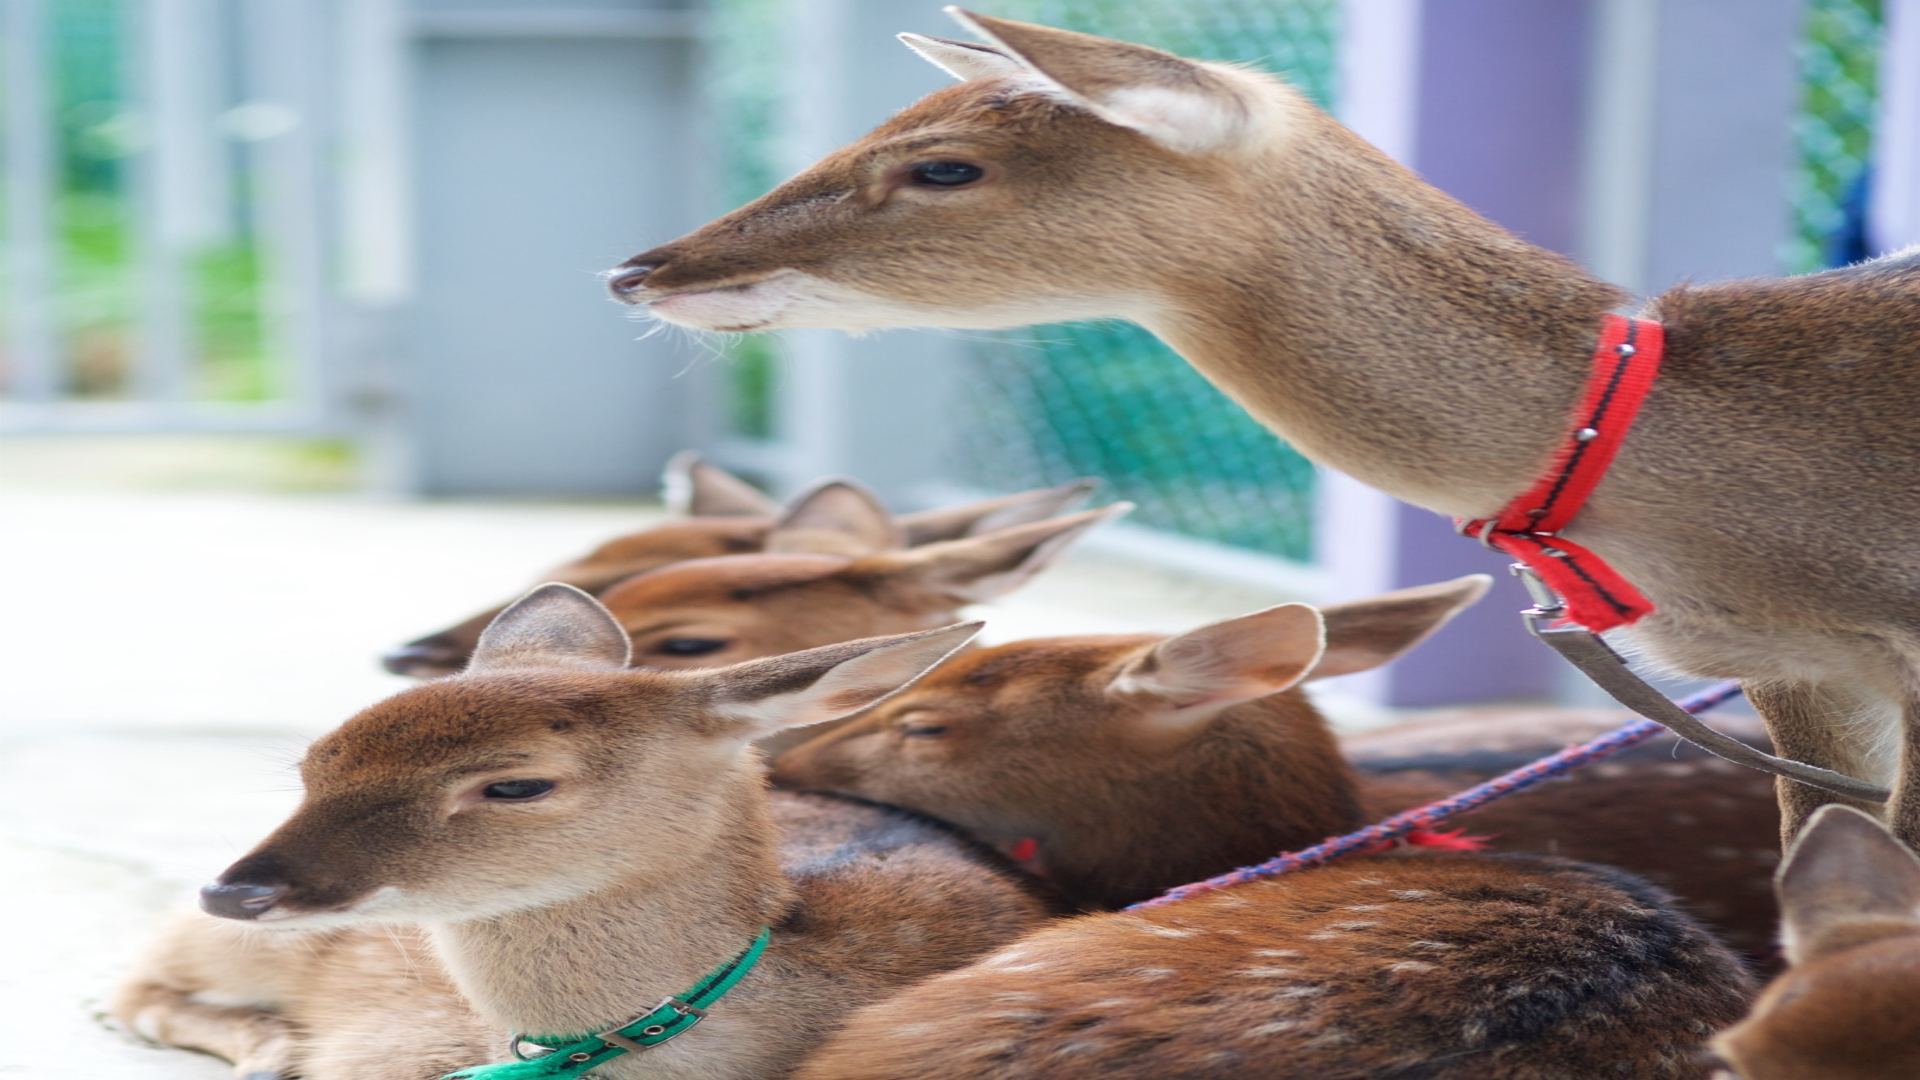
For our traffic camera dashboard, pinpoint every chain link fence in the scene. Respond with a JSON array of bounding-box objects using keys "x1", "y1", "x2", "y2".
[
  {"x1": 1785, "y1": 0, "x2": 1884, "y2": 273},
  {"x1": 948, "y1": 1, "x2": 1336, "y2": 563}
]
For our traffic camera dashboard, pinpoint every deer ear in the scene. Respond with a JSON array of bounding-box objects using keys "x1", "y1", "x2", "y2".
[
  {"x1": 866, "y1": 502, "x2": 1129, "y2": 605},
  {"x1": 661, "y1": 452, "x2": 776, "y2": 518},
  {"x1": 1108, "y1": 604, "x2": 1326, "y2": 733},
  {"x1": 947, "y1": 8, "x2": 1257, "y2": 155},
  {"x1": 468, "y1": 584, "x2": 633, "y2": 672},
  {"x1": 704, "y1": 622, "x2": 982, "y2": 734},
  {"x1": 1777, "y1": 805, "x2": 1920, "y2": 965},
  {"x1": 896, "y1": 479, "x2": 1100, "y2": 546},
  {"x1": 1307, "y1": 575, "x2": 1493, "y2": 680},
  {"x1": 898, "y1": 32, "x2": 1024, "y2": 81},
  {"x1": 766, "y1": 480, "x2": 903, "y2": 556}
]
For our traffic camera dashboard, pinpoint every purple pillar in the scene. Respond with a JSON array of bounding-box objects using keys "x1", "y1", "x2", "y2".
[{"x1": 1331, "y1": 0, "x2": 1594, "y2": 707}]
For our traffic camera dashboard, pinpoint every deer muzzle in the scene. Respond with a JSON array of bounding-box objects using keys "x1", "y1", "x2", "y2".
[{"x1": 199, "y1": 880, "x2": 291, "y2": 920}]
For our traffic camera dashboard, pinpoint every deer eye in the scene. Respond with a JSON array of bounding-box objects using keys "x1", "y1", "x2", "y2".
[
  {"x1": 897, "y1": 713, "x2": 950, "y2": 738},
  {"x1": 482, "y1": 779, "x2": 555, "y2": 801},
  {"x1": 654, "y1": 638, "x2": 729, "y2": 657},
  {"x1": 909, "y1": 161, "x2": 984, "y2": 187}
]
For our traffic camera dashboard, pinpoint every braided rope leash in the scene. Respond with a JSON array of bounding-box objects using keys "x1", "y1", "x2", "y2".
[{"x1": 1127, "y1": 681, "x2": 1745, "y2": 911}]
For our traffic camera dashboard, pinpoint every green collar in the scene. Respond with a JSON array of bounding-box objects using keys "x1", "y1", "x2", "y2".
[{"x1": 443, "y1": 926, "x2": 772, "y2": 1080}]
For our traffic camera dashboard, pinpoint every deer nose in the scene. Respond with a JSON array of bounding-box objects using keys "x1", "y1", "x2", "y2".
[
  {"x1": 200, "y1": 881, "x2": 289, "y2": 920},
  {"x1": 382, "y1": 633, "x2": 466, "y2": 677},
  {"x1": 607, "y1": 260, "x2": 655, "y2": 303}
]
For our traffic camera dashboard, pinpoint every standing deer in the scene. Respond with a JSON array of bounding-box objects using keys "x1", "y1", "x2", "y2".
[
  {"x1": 114, "y1": 588, "x2": 1052, "y2": 1080},
  {"x1": 384, "y1": 455, "x2": 1095, "y2": 676},
  {"x1": 783, "y1": 602, "x2": 1754, "y2": 1078},
  {"x1": 606, "y1": 10, "x2": 1920, "y2": 846},
  {"x1": 772, "y1": 578, "x2": 1784, "y2": 954},
  {"x1": 1709, "y1": 805, "x2": 1920, "y2": 1079}
]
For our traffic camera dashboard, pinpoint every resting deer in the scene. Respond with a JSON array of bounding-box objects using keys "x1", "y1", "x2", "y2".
[
  {"x1": 113, "y1": 588, "x2": 1053, "y2": 1080},
  {"x1": 384, "y1": 454, "x2": 1094, "y2": 676},
  {"x1": 607, "y1": 10, "x2": 1920, "y2": 847},
  {"x1": 1710, "y1": 804, "x2": 1920, "y2": 1079},
  {"x1": 772, "y1": 576, "x2": 1785, "y2": 954},
  {"x1": 785, "y1": 603, "x2": 1754, "y2": 1079}
]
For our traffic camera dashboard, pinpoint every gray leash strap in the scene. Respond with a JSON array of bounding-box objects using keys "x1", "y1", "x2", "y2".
[{"x1": 1511, "y1": 564, "x2": 1890, "y2": 803}]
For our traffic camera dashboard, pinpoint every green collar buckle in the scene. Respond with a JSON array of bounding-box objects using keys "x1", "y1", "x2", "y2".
[{"x1": 442, "y1": 926, "x2": 772, "y2": 1080}]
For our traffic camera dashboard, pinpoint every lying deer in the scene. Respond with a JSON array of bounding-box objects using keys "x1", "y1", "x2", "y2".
[
  {"x1": 772, "y1": 576, "x2": 1785, "y2": 954},
  {"x1": 607, "y1": 10, "x2": 1920, "y2": 846},
  {"x1": 114, "y1": 588, "x2": 1052, "y2": 1080},
  {"x1": 385, "y1": 454, "x2": 1093, "y2": 676},
  {"x1": 787, "y1": 605, "x2": 1754, "y2": 1078},
  {"x1": 1710, "y1": 804, "x2": 1920, "y2": 1079}
]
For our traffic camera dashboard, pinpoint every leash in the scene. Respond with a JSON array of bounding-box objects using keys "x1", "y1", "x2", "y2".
[
  {"x1": 1456, "y1": 314, "x2": 1887, "y2": 802},
  {"x1": 1511, "y1": 564, "x2": 1888, "y2": 802},
  {"x1": 1127, "y1": 681, "x2": 1746, "y2": 910},
  {"x1": 443, "y1": 926, "x2": 772, "y2": 1080}
]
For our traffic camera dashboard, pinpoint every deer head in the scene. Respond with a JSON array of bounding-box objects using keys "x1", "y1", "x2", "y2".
[
  {"x1": 606, "y1": 10, "x2": 1332, "y2": 337},
  {"x1": 201, "y1": 584, "x2": 980, "y2": 929},
  {"x1": 773, "y1": 575, "x2": 1489, "y2": 907},
  {"x1": 1711, "y1": 804, "x2": 1920, "y2": 1079}
]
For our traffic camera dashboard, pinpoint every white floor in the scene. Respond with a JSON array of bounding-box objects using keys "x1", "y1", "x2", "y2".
[{"x1": 0, "y1": 441, "x2": 1316, "y2": 1076}]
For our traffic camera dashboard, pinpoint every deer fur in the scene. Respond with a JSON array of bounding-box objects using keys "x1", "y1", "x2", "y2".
[
  {"x1": 1710, "y1": 805, "x2": 1920, "y2": 1079},
  {"x1": 792, "y1": 852, "x2": 1753, "y2": 1080},
  {"x1": 113, "y1": 587, "x2": 1053, "y2": 1080},
  {"x1": 1349, "y1": 710, "x2": 1784, "y2": 959},
  {"x1": 608, "y1": 11, "x2": 1920, "y2": 846},
  {"x1": 384, "y1": 454, "x2": 1096, "y2": 677},
  {"x1": 594, "y1": 503, "x2": 1126, "y2": 667},
  {"x1": 772, "y1": 576, "x2": 1786, "y2": 954}
]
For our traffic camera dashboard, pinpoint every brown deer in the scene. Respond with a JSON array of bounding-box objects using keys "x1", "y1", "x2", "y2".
[
  {"x1": 606, "y1": 10, "x2": 1920, "y2": 847},
  {"x1": 1708, "y1": 804, "x2": 1920, "y2": 1080},
  {"x1": 384, "y1": 455, "x2": 1095, "y2": 676},
  {"x1": 772, "y1": 577, "x2": 1786, "y2": 955},
  {"x1": 113, "y1": 588, "x2": 1053, "y2": 1080},
  {"x1": 784, "y1": 604, "x2": 1754, "y2": 1078},
  {"x1": 594, "y1": 502, "x2": 1126, "y2": 666},
  {"x1": 794, "y1": 857, "x2": 1753, "y2": 1080}
]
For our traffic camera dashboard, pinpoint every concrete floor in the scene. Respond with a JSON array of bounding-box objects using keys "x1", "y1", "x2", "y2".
[{"x1": 0, "y1": 437, "x2": 1324, "y2": 1075}]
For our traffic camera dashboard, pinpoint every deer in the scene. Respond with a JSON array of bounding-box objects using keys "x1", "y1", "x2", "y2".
[
  {"x1": 771, "y1": 576, "x2": 1786, "y2": 956},
  {"x1": 112, "y1": 587, "x2": 1055, "y2": 1080},
  {"x1": 783, "y1": 606, "x2": 1755, "y2": 1078},
  {"x1": 1709, "y1": 804, "x2": 1920, "y2": 1079},
  {"x1": 604, "y1": 9, "x2": 1920, "y2": 849},
  {"x1": 593, "y1": 502, "x2": 1129, "y2": 756},
  {"x1": 384, "y1": 452, "x2": 1095, "y2": 677}
]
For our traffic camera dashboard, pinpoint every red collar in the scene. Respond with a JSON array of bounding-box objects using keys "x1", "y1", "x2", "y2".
[{"x1": 1458, "y1": 314, "x2": 1664, "y2": 632}]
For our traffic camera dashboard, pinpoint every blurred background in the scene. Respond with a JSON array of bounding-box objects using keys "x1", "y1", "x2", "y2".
[
  {"x1": 4, "y1": 0, "x2": 1915, "y2": 716},
  {"x1": 0, "y1": 2, "x2": 1914, "y2": 1067}
]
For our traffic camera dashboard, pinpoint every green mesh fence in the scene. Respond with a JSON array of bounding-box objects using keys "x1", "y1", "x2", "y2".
[
  {"x1": 1784, "y1": 0, "x2": 1884, "y2": 274},
  {"x1": 950, "y1": 2, "x2": 1336, "y2": 562}
]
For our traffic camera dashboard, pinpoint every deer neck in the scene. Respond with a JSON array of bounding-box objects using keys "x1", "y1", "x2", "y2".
[
  {"x1": 1052, "y1": 693, "x2": 1364, "y2": 908},
  {"x1": 1143, "y1": 122, "x2": 1627, "y2": 519},
  {"x1": 430, "y1": 770, "x2": 795, "y2": 1042}
]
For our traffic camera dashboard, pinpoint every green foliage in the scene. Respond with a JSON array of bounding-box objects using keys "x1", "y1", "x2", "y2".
[
  {"x1": 6, "y1": 0, "x2": 280, "y2": 404},
  {"x1": 726, "y1": 333, "x2": 780, "y2": 439},
  {"x1": 1784, "y1": 0, "x2": 1883, "y2": 273}
]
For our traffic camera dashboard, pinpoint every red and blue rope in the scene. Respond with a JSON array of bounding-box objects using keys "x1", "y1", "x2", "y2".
[{"x1": 1127, "y1": 680, "x2": 1746, "y2": 910}]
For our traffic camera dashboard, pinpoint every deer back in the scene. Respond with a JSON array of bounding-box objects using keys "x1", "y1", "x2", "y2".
[{"x1": 795, "y1": 853, "x2": 1755, "y2": 1080}]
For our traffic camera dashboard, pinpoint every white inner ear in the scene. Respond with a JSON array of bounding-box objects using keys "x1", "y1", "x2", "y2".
[
  {"x1": 1093, "y1": 85, "x2": 1250, "y2": 156},
  {"x1": 898, "y1": 32, "x2": 1025, "y2": 81}
]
